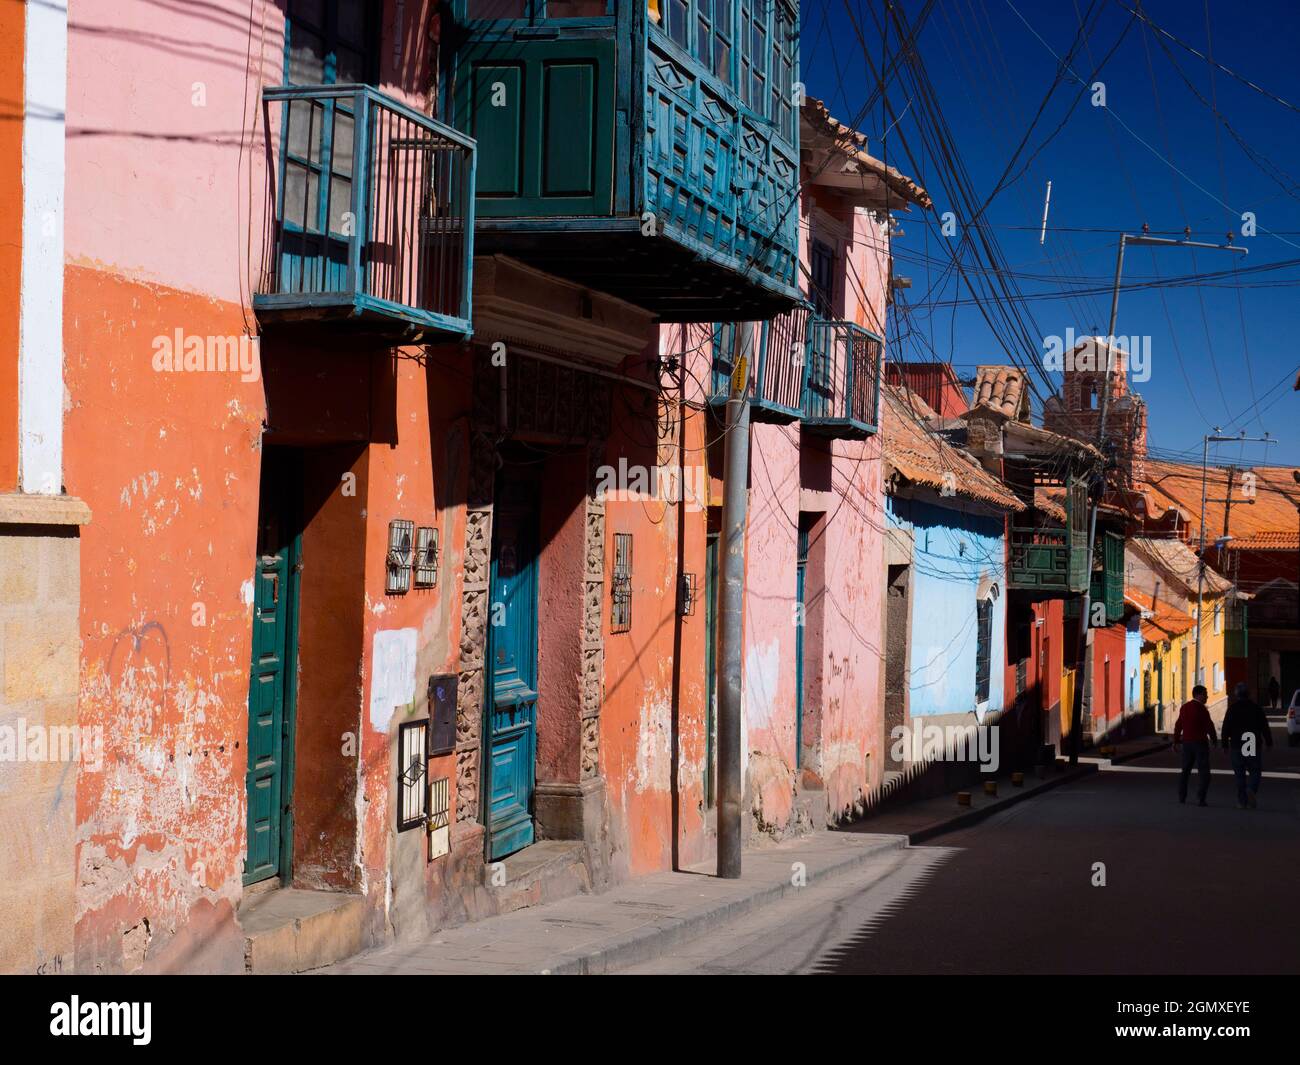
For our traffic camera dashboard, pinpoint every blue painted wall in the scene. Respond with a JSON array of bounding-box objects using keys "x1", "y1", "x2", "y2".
[
  {"x1": 1125, "y1": 617, "x2": 1143, "y2": 714},
  {"x1": 887, "y1": 495, "x2": 1007, "y2": 720}
]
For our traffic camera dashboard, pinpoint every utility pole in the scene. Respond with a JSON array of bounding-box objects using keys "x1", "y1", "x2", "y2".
[
  {"x1": 716, "y1": 352, "x2": 750, "y2": 879},
  {"x1": 1195, "y1": 431, "x2": 1272, "y2": 685},
  {"x1": 1067, "y1": 233, "x2": 1245, "y2": 764}
]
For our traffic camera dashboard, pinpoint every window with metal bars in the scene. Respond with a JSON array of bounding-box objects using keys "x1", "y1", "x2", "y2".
[
  {"x1": 611, "y1": 533, "x2": 632, "y2": 633},
  {"x1": 975, "y1": 598, "x2": 992, "y2": 705},
  {"x1": 397, "y1": 720, "x2": 428, "y2": 831}
]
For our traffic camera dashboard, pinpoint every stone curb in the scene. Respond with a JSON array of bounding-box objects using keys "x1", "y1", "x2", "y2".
[
  {"x1": 904, "y1": 764, "x2": 1098, "y2": 845},
  {"x1": 1105, "y1": 739, "x2": 1171, "y2": 764}
]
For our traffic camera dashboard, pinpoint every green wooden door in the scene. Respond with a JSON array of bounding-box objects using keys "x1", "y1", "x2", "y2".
[{"x1": 244, "y1": 450, "x2": 301, "y2": 885}]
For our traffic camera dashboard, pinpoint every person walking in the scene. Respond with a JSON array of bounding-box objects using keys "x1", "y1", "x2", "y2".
[
  {"x1": 1174, "y1": 684, "x2": 1216, "y2": 806},
  {"x1": 1222, "y1": 682, "x2": 1272, "y2": 809},
  {"x1": 1267, "y1": 675, "x2": 1281, "y2": 711}
]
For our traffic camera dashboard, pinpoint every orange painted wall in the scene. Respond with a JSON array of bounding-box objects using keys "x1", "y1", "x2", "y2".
[
  {"x1": 0, "y1": 0, "x2": 23, "y2": 489},
  {"x1": 598, "y1": 364, "x2": 709, "y2": 877},
  {"x1": 353, "y1": 345, "x2": 471, "y2": 934},
  {"x1": 64, "y1": 266, "x2": 264, "y2": 972}
]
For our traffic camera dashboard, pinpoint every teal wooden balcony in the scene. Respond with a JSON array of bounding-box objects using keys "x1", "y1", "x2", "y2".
[
  {"x1": 1067, "y1": 530, "x2": 1125, "y2": 623},
  {"x1": 446, "y1": 0, "x2": 801, "y2": 322},
  {"x1": 801, "y1": 319, "x2": 883, "y2": 438},
  {"x1": 256, "y1": 85, "x2": 476, "y2": 340},
  {"x1": 709, "y1": 304, "x2": 810, "y2": 423},
  {"x1": 1009, "y1": 482, "x2": 1089, "y2": 597}
]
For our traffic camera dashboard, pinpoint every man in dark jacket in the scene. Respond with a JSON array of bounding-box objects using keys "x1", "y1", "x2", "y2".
[
  {"x1": 1222, "y1": 682, "x2": 1273, "y2": 809},
  {"x1": 1174, "y1": 685, "x2": 1217, "y2": 806}
]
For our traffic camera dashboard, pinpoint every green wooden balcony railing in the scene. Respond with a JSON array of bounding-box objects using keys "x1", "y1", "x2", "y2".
[
  {"x1": 256, "y1": 84, "x2": 476, "y2": 339},
  {"x1": 447, "y1": 0, "x2": 801, "y2": 321},
  {"x1": 1009, "y1": 480, "x2": 1090, "y2": 597}
]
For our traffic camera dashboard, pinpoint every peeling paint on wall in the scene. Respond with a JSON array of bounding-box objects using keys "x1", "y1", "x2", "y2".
[{"x1": 369, "y1": 628, "x2": 418, "y2": 733}]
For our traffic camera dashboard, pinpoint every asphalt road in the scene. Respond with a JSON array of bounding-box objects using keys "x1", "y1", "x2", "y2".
[{"x1": 617, "y1": 717, "x2": 1299, "y2": 975}]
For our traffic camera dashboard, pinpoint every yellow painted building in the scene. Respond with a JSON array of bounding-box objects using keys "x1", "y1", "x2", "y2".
[{"x1": 1127, "y1": 536, "x2": 1235, "y2": 728}]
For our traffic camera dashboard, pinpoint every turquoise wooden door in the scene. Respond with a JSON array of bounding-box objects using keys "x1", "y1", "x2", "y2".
[
  {"x1": 244, "y1": 450, "x2": 301, "y2": 885},
  {"x1": 484, "y1": 486, "x2": 539, "y2": 860}
]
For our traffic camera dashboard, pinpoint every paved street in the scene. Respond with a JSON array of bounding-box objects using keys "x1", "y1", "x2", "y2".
[{"x1": 618, "y1": 718, "x2": 1300, "y2": 975}]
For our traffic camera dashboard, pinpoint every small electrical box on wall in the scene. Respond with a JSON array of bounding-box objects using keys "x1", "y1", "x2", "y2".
[{"x1": 427, "y1": 673, "x2": 457, "y2": 756}]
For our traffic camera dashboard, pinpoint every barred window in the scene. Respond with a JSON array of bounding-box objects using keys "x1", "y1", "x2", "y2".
[
  {"x1": 611, "y1": 532, "x2": 633, "y2": 633},
  {"x1": 975, "y1": 598, "x2": 992, "y2": 705}
]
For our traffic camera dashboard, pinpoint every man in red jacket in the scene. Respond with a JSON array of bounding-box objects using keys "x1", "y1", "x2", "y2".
[{"x1": 1174, "y1": 684, "x2": 1217, "y2": 806}]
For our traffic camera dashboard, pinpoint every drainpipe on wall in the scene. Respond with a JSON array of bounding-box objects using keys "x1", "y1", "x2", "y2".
[{"x1": 717, "y1": 368, "x2": 751, "y2": 879}]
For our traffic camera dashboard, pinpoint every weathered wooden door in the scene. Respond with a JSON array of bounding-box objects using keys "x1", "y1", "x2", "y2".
[
  {"x1": 484, "y1": 481, "x2": 539, "y2": 860},
  {"x1": 244, "y1": 449, "x2": 301, "y2": 885}
]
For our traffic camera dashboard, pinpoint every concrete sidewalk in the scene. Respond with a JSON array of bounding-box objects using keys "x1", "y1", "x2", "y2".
[
  {"x1": 315, "y1": 832, "x2": 908, "y2": 975},
  {"x1": 843, "y1": 761, "x2": 1097, "y2": 843}
]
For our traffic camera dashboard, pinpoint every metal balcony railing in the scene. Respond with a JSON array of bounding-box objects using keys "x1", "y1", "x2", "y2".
[
  {"x1": 710, "y1": 303, "x2": 811, "y2": 424},
  {"x1": 802, "y1": 319, "x2": 883, "y2": 438},
  {"x1": 256, "y1": 84, "x2": 476, "y2": 339}
]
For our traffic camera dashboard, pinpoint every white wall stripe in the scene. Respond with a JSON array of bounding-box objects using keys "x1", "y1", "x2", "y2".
[{"x1": 18, "y1": 0, "x2": 67, "y2": 494}]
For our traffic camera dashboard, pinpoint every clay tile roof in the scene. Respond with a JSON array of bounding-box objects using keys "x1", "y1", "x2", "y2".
[
  {"x1": 1223, "y1": 530, "x2": 1299, "y2": 551},
  {"x1": 1131, "y1": 536, "x2": 1232, "y2": 597},
  {"x1": 972, "y1": 365, "x2": 1029, "y2": 421},
  {"x1": 1138, "y1": 460, "x2": 1300, "y2": 547},
  {"x1": 881, "y1": 385, "x2": 1024, "y2": 511},
  {"x1": 801, "y1": 97, "x2": 933, "y2": 210},
  {"x1": 1126, "y1": 590, "x2": 1196, "y2": 642},
  {"x1": 1033, "y1": 487, "x2": 1067, "y2": 524}
]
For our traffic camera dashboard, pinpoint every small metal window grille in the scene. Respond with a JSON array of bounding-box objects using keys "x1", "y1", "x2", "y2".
[
  {"x1": 611, "y1": 533, "x2": 633, "y2": 633},
  {"x1": 397, "y1": 720, "x2": 428, "y2": 831},
  {"x1": 678, "y1": 572, "x2": 697, "y2": 617},
  {"x1": 387, "y1": 519, "x2": 415, "y2": 594},
  {"x1": 414, "y1": 526, "x2": 439, "y2": 588},
  {"x1": 428, "y1": 776, "x2": 450, "y2": 861}
]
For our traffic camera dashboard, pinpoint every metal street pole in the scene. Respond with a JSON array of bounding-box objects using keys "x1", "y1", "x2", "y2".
[
  {"x1": 1067, "y1": 234, "x2": 1245, "y2": 763},
  {"x1": 1196, "y1": 431, "x2": 1273, "y2": 686},
  {"x1": 717, "y1": 354, "x2": 751, "y2": 879}
]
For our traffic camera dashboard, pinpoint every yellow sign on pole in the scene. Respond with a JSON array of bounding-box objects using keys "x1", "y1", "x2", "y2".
[{"x1": 730, "y1": 354, "x2": 748, "y2": 399}]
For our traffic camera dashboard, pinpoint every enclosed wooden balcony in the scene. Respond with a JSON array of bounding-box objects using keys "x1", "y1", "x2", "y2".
[
  {"x1": 1067, "y1": 530, "x2": 1125, "y2": 623},
  {"x1": 446, "y1": 0, "x2": 801, "y2": 322},
  {"x1": 256, "y1": 84, "x2": 476, "y2": 341},
  {"x1": 709, "y1": 303, "x2": 810, "y2": 423},
  {"x1": 1009, "y1": 481, "x2": 1089, "y2": 597},
  {"x1": 801, "y1": 319, "x2": 883, "y2": 438}
]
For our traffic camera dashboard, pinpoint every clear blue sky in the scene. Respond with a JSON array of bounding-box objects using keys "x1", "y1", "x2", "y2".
[{"x1": 803, "y1": 0, "x2": 1300, "y2": 469}]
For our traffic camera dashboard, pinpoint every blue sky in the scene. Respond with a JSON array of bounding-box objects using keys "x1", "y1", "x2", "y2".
[{"x1": 803, "y1": 0, "x2": 1300, "y2": 468}]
